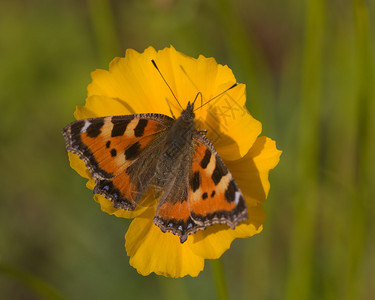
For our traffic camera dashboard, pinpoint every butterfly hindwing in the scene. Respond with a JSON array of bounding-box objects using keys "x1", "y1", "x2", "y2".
[
  {"x1": 188, "y1": 132, "x2": 248, "y2": 228},
  {"x1": 153, "y1": 158, "x2": 205, "y2": 243},
  {"x1": 62, "y1": 114, "x2": 174, "y2": 209},
  {"x1": 154, "y1": 131, "x2": 248, "y2": 243}
]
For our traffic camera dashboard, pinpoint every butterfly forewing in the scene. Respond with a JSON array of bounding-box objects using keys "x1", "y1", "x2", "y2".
[{"x1": 62, "y1": 114, "x2": 174, "y2": 209}]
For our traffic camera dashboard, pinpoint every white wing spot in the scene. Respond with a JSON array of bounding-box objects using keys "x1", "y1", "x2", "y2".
[
  {"x1": 80, "y1": 120, "x2": 91, "y2": 133},
  {"x1": 234, "y1": 191, "x2": 241, "y2": 205}
]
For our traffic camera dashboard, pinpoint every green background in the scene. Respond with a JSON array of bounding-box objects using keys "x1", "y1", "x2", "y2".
[{"x1": 1, "y1": 0, "x2": 374, "y2": 299}]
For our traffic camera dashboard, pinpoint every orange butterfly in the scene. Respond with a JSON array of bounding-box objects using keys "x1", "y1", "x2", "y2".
[{"x1": 62, "y1": 61, "x2": 247, "y2": 243}]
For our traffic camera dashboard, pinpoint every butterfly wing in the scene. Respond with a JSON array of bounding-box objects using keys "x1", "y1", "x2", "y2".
[
  {"x1": 188, "y1": 132, "x2": 248, "y2": 229},
  {"x1": 62, "y1": 114, "x2": 174, "y2": 209},
  {"x1": 153, "y1": 131, "x2": 248, "y2": 243},
  {"x1": 153, "y1": 155, "x2": 204, "y2": 243}
]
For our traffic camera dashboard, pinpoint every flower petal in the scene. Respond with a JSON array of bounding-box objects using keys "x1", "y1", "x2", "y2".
[
  {"x1": 68, "y1": 152, "x2": 92, "y2": 181},
  {"x1": 226, "y1": 136, "x2": 282, "y2": 203},
  {"x1": 87, "y1": 47, "x2": 172, "y2": 115},
  {"x1": 189, "y1": 211, "x2": 264, "y2": 259},
  {"x1": 203, "y1": 86, "x2": 262, "y2": 161},
  {"x1": 160, "y1": 48, "x2": 239, "y2": 110},
  {"x1": 74, "y1": 95, "x2": 137, "y2": 120},
  {"x1": 158, "y1": 48, "x2": 261, "y2": 159},
  {"x1": 125, "y1": 209, "x2": 204, "y2": 277},
  {"x1": 94, "y1": 195, "x2": 149, "y2": 219}
]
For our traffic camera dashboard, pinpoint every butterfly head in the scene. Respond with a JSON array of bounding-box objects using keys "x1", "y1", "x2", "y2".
[{"x1": 179, "y1": 101, "x2": 195, "y2": 122}]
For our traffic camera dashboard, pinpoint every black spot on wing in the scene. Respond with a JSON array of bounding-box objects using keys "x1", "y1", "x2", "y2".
[
  {"x1": 211, "y1": 157, "x2": 228, "y2": 185},
  {"x1": 225, "y1": 180, "x2": 238, "y2": 203},
  {"x1": 134, "y1": 119, "x2": 148, "y2": 137},
  {"x1": 125, "y1": 142, "x2": 141, "y2": 160},
  {"x1": 190, "y1": 171, "x2": 200, "y2": 192},
  {"x1": 87, "y1": 120, "x2": 104, "y2": 137},
  {"x1": 106, "y1": 141, "x2": 111, "y2": 148},
  {"x1": 111, "y1": 117, "x2": 132, "y2": 137},
  {"x1": 110, "y1": 149, "x2": 117, "y2": 157},
  {"x1": 202, "y1": 192, "x2": 208, "y2": 200},
  {"x1": 200, "y1": 149, "x2": 211, "y2": 169},
  {"x1": 211, "y1": 190, "x2": 216, "y2": 197},
  {"x1": 68, "y1": 121, "x2": 84, "y2": 136}
]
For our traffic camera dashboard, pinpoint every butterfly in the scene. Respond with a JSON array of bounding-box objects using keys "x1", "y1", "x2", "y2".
[{"x1": 62, "y1": 61, "x2": 248, "y2": 243}]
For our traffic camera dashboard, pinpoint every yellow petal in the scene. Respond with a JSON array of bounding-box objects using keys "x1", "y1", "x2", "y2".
[
  {"x1": 125, "y1": 209, "x2": 204, "y2": 278},
  {"x1": 93, "y1": 194, "x2": 148, "y2": 219},
  {"x1": 226, "y1": 136, "x2": 282, "y2": 203},
  {"x1": 74, "y1": 95, "x2": 137, "y2": 120},
  {"x1": 202, "y1": 85, "x2": 262, "y2": 161},
  {"x1": 157, "y1": 47, "x2": 260, "y2": 159},
  {"x1": 87, "y1": 47, "x2": 172, "y2": 115},
  {"x1": 68, "y1": 152, "x2": 95, "y2": 190},
  {"x1": 158, "y1": 47, "x2": 239, "y2": 110},
  {"x1": 189, "y1": 203, "x2": 265, "y2": 259},
  {"x1": 68, "y1": 152, "x2": 91, "y2": 180}
]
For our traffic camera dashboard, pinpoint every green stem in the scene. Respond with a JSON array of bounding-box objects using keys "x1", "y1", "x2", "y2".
[
  {"x1": 211, "y1": 259, "x2": 229, "y2": 300},
  {"x1": 0, "y1": 263, "x2": 66, "y2": 300},
  {"x1": 158, "y1": 277, "x2": 190, "y2": 300}
]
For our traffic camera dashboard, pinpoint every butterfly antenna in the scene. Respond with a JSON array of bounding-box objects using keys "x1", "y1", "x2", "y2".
[
  {"x1": 194, "y1": 83, "x2": 239, "y2": 111},
  {"x1": 151, "y1": 59, "x2": 183, "y2": 110},
  {"x1": 165, "y1": 98, "x2": 176, "y2": 119},
  {"x1": 192, "y1": 92, "x2": 202, "y2": 106}
]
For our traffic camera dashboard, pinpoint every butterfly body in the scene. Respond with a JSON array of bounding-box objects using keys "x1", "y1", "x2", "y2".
[
  {"x1": 153, "y1": 102, "x2": 195, "y2": 189},
  {"x1": 63, "y1": 102, "x2": 247, "y2": 243}
]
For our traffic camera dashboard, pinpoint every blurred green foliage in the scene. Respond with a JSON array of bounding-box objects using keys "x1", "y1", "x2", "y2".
[{"x1": 1, "y1": 0, "x2": 374, "y2": 299}]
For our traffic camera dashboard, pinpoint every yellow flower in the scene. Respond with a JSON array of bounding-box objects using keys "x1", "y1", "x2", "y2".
[{"x1": 67, "y1": 46, "x2": 281, "y2": 277}]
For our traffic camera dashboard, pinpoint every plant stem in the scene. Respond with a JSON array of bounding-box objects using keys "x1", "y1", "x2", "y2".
[
  {"x1": 158, "y1": 277, "x2": 190, "y2": 300},
  {"x1": 0, "y1": 263, "x2": 66, "y2": 300},
  {"x1": 211, "y1": 258, "x2": 229, "y2": 300}
]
